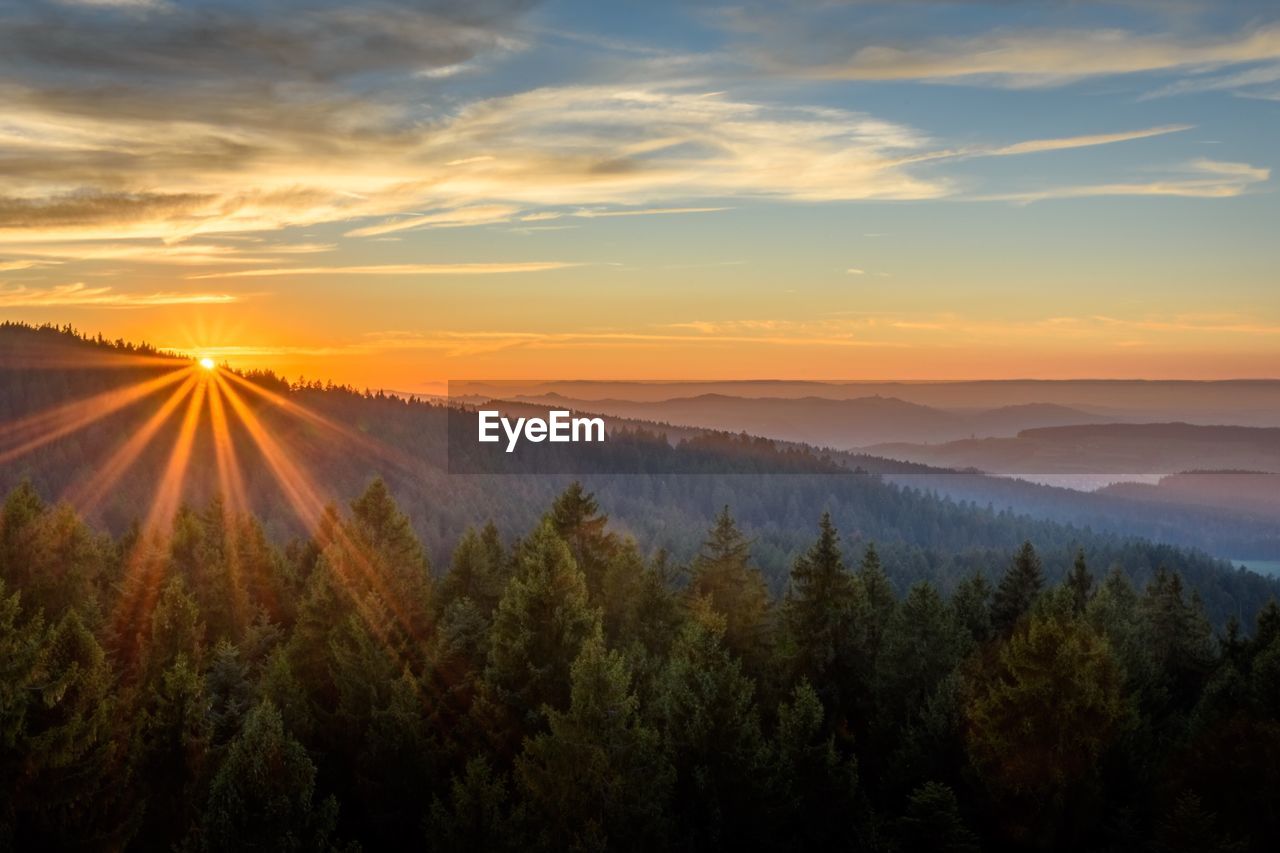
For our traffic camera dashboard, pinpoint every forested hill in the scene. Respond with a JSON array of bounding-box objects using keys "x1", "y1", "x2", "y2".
[{"x1": 1, "y1": 322, "x2": 1276, "y2": 627}]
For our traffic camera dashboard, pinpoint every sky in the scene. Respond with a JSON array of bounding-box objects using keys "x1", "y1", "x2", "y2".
[{"x1": 0, "y1": 0, "x2": 1277, "y2": 392}]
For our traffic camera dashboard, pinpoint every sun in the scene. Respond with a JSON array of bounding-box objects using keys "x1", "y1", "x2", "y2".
[{"x1": 199, "y1": 357, "x2": 216, "y2": 371}]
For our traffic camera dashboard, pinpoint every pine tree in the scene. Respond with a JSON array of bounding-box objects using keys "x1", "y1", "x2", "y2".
[
  {"x1": 198, "y1": 701, "x2": 340, "y2": 852},
  {"x1": 1066, "y1": 548, "x2": 1095, "y2": 615},
  {"x1": 650, "y1": 599, "x2": 766, "y2": 850},
  {"x1": 484, "y1": 521, "x2": 601, "y2": 729},
  {"x1": 547, "y1": 482, "x2": 617, "y2": 597},
  {"x1": 785, "y1": 513, "x2": 858, "y2": 707},
  {"x1": 0, "y1": 483, "x2": 105, "y2": 626},
  {"x1": 1152, "y1": 792, "x2": 1244, "y2": 853},
  {"x1": 688, "y1": 506, "x2": 771, "y2": 672},
  {"x1": 430, "y1": 595, "x2": 490, "y2": 708},
  {"x1": 350, "y1": 478, "x2": 427, "y2": 573},
  {"x1": 427, "y1": 758, "x2": 515, "y2": 853},
  {"x1": 206, "y1": 641, "x2": 253, "y2": 746},
  {"x1": 143, "y1": 575, "x2": 206, "y2": 684},
  {"x1": 898, "y1": 781, "x2": 980, "y2": 853},
  {"x1": 515, "y1": 639, "x2": 673, "y2": 851},
  {"x1": 1140, "y1": 569, "x2": 1215, "y2": 710},
  {"x1": 991, "y1": 541, "x2": 1044, "y2": 637},
  {"x1": 598, "y1": 543, "x2": 683, "y2": 687},
  {"x1": 235, "y1": 514, "x2": 290, "y2": 625},
  {"x1": 765, "y1": 681, "x2": 858, "y2": 849},
  {"x1": 441, "y1": 522, "x2": 508, "y2": 617},
  {"x1": 0, "y1": 579, "x2": 40, "y2": 838},
  {"x1": 346, "y1": 477, "x2": 433, "y2": 647},
  {"x1": 857, "y1": 542, "x2": 896, "y2": 657},
  {"x1": 876, "y1": 582, "x2": 966, "y2": 730},
  {"x1": 132, "y1": 654, "x2": 210, "y2": 850},
  {"x1": 951, "y1": 571, "x2": 992, "y2": 644},
  {"x1": 967, "y1": 608, "x2": 1132, "y2": 845},
  {"x1": 15, "y1": 608, "x2": 120, "y2": 848}
]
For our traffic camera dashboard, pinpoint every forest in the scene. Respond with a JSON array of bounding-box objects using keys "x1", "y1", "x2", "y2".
[
  {"x1": 2, "y1": 324, "x2": 1276, "y2": 632},
  {"x1": 2, "y1": 476, "x2": 1278, "y2": 851}
]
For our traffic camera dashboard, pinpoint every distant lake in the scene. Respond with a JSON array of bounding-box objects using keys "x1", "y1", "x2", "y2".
[{"x1": 1233, "y1": 559, "x2": 1280, "y2": 578}]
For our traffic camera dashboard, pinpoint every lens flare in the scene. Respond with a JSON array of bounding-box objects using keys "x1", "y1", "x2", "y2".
[{"x1": 0, "y1": 347, "x2": 422, "y2": 677}]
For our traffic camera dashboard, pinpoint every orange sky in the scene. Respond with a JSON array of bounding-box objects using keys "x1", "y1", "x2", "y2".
[{"x1": 1, "y1": 1, "x2": 1277, "y2": 389}]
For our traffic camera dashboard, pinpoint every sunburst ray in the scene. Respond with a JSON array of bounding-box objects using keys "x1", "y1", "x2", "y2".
[
  {"x1": 0, "y1": 366, "x2": 192, "y2": 465},
  {"x1": 63, "y1": 372, "x2": 201, "y2": 514}
]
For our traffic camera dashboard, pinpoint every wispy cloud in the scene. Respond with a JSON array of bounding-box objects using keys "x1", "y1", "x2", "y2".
[
  {"x1": 1146, "y1": 61, "x2": 1280, "y2": 99},
  {"x1": 0, "y1": 82, "x2": 951, "y2": 250},
  {"x1": 345, "y1": 205, "x2": 524, "y2": 238},
  {"x1": 0, "y1": 0, "x2": 1271, "y2": 300},
  {"x1": 981, "y1": 159, "x2": 1270, "y2": 202},
  {"x1": 1, "y1": 240, "x2": 294, "y2": 265},
  {"x1": 770, "y1": 25, "x2": 1280, "y2": 88},
  {"x1": 984, "y1": 125, "x2": 1192, "y2": 157},
  {"x1": 0, "y1": 259, "x2": 59, "y2": 272},
  {"x1": 188, "y1": 261, "x2": 581, "y2": 280},
  {"x1": 570, "y1": 206, "x2": 730, "y2": 218},
  {"x1": 0, "y1": 282, "x2": 239, "y2": 307},
  {"x1": 1091, "y1": 313, "x2": 1280, "y2": 336}
]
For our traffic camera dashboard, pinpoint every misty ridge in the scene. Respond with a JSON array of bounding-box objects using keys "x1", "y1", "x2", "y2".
[
  {"x1": 456, "y1": 380, "x2": 1280, "y2": 455},
  {"x1": 452, "y1": 380, "x2": 1280, "y2": 526},
  {"x1": 2, "y1": 323, "x2": 1278, "y2": 618}
]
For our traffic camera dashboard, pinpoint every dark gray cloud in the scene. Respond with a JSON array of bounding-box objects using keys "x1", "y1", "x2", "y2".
[
  {"x1": 0, "y1": 0, "x2": 539, "y2": 143},
  {"x1": 0, "y1": 191, "x2": 212, "y2": 228},
  {"x1": 0, "y1": 0, "x2": 541, "y2": 236},
  {"x1": 0, "y1": 1, "x2": 536, "y2": 84}
]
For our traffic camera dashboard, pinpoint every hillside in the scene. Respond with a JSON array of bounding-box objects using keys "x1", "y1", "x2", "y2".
[
  {"x1": 865, "y1": 422, "x2": 1280, "y2": 479},
  {"x1": 453, "y1": 378, "x2": 1280, "y2": 426},
  {"x1": 1, "y1": 323, "x2": 1276, "y2": 627},
  {"x1": 515, "y1": 392, "x2": 969, "y2": 447},
  {"x1": 510, "y1": 393, "x2": 1116, "y2": 447},
  {"x1": 1099, "y1": 470, "x2": 1280, "y2": 520}
]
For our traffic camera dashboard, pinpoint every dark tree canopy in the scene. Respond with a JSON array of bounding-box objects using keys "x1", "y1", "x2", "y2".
[{"x1": 0, "y1": 477, "x2": 1275, "y2": 852}]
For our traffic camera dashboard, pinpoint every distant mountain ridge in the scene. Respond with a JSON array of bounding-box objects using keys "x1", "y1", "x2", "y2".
[
  {"x1": 1098, "y1": 470, "x2": 1280, "y2": 520},
  {"x1": 453, "y1": 378, "x2": 1280, "y2": 426},
  {"x1": 510, "y1": 392, "x2": 1117, "y2": 448},
  {"x1": 865, "y1": 422, "x2": 1280, "y2": 478}
]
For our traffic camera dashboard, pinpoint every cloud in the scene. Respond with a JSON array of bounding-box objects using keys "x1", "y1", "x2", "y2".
[
  {"x1": 0, "y1": 259, "x2": 59, "y2": 272},
  {"x1": 984, "y1": 124, "x2": 1192, "y2": 156},
  {"x1": 981, "y1": 158, "x2": 1270, "y2": 202},
  {"x1": 415, "y1": 85, "x2": 946, "y2": 203},
  {"x1": 570, "y1": 206, "x2": 730, "y2": 218},
  {"x1": 765, "y1": 24, "x2": 1280, "y2": 87},
  {"x1": 846, "y1": 268, "x2": 866, "y2": 275},
  {"x1": 0, "y1": 83, "x2": 948, "y2": 242},
  {"x1": 1091, "y1": 312, "x2": 1280, "y2": 336},
  {"x1": 187, "y1": 261, "x2": 580, "y2": 279},
  {"x1": 1147, "y1": 61, "x2": 1280, "y2": 99},
  {"x1": 0, "y1": 0, "x2": 1268, "y2": 289},
  {"x1": 345, "y1": 205, "x2": 524, "y2": 237},
  {"x1": 2, "y1": 239, "x2": 305, "y2": 266},
  {"x1": 0, "y1": 191, "x2": 213, "y2": 229},
  {"x1": 0, "y1": 78, "x2": 955, "y2": 252},
  {"x1": 0, "y1": 281, "x2": 239, "y2": 307},
  {"x1": 0, "y1": 0, "x2": 541, "y2": 249},
  {"x1": 0, "y1": 1, "x2": 532, "y2": 86}
]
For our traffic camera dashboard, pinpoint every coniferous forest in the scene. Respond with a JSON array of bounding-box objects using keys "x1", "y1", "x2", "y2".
[
  {"x1": 4, "y1": 0, "x2": 1280, "y2": 849},
  {"x1": 2, "y1": 474, "x2": 1278, "y2": 852}
]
